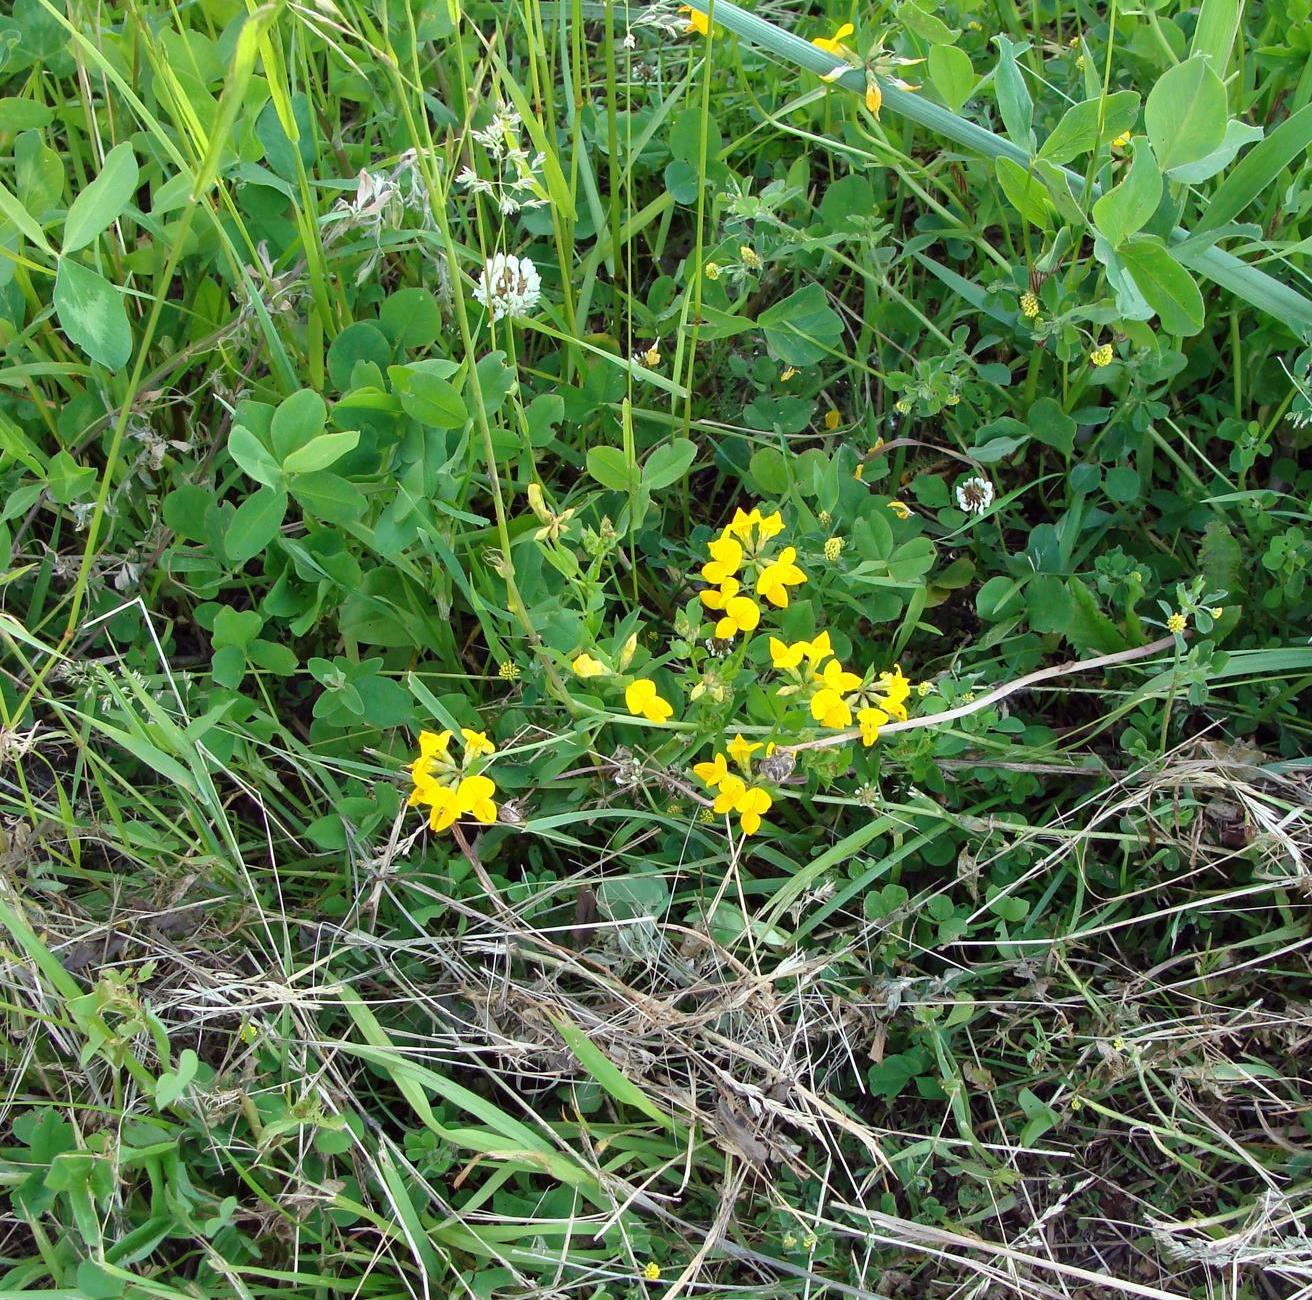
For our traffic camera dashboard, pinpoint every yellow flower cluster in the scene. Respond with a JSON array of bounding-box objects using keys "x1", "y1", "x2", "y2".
[
  {"x1": 409, "y1": 728, "x2": 498, "y2": 832},
  {"x1": 853, "y1": 664, "x2": 911, "y2": 747},
  {"x1": 699, "y1": 506, "x2": 807, "y2": 640},
  {"x1": 770, "y1": 631, "x2": 862, "y2": 728},
  {"x1": 695, "y1": 735, "x2": 774, "y2": 836}
]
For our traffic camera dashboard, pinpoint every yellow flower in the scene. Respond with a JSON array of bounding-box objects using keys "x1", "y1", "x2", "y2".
[
  {"x1": 824, "y1": 408, "x2": 841, "y2": 431},
  {"x1": 700, "y1": 578, "x2": 762, "y2": 639},
  {"x1": 865, "y1": 77, "x2": 882, "y2": 115},
  {"x1": 679, "y1": 5, "x2": 709, "y2": 35},
  {"x1": 409, "y1": 730, "x2": 453, "y2": 793},
  {"x1": 723, "y1": 507, "x2": 763, "y2": 541},
  {"x1": 769, "y1": 630, "x2": 831, "y2": 671},
  {"x1": 810, "y1": 658, "x2": 862, "y2": 728},
  {"x1": 853, "y1": 462, "x2": 864, "y2": 481},
  {"x1": 1019, "y1": 291, "x2": 1040, "y2": 319},
  {"x1": 1111, "y1": 130, "x2": 1131, "y2": 150},
  {"x1": 425, "y1": 782, "x2": 461, "y2": 832},
  {"x1": 740, "y1": 245, "x2": 761, "y2": 268},
  {"x1": 712, "y1": 774, "x2": 772, "y2": 835},
  {"x1": 887, "y1": 500, "x2": 911, "y2": 520},
  {"x1": 1167, "y1": 611, "x2": 1187, "y2": 634},
  {"x1": 498, "y1": 661, "x2": 520, "y2": 680},
  {"x1": 755, "y1": 545, "x2": 807, "y2": 607},
  {"x1": 712, "y1": 773, "x2": 747, "y2": 816},
  {"x1": 715, "y1": 595, "x2": 760, "y2": 639},
  {"x1": 572, "y1": 653, "x2": 608, "y2": 679},
  {"x1": 727, "y1": 733, "x2": 761, "y2": 769},
  {"x1": 693, "y1": 751, "x2": 728, "y2": 789},
  {"x1": 704, "y1": 260, "x2": 721, "y2": 280},
  {"x1": 812, "y1": 21, "x2": 855, "y2": 55},
  {"x1": 1090, "y1": 343, "x2": 1114, "y2": 367},
  {"x1": 858, "y1": 704, "x2": 889, "y2": 747},
  {"x1": 811, "y1": 688, "x2": 852, "y2": 728},
  {"x1": 701, "y1": 535, "x2": 744, "y2": 585},
  {"x1": 916, "y1": 679, "x2": 932, "y2": 697},
  {"x1": 618, "y1": 632, "x2": 639, "y2": 670},
  {"x1": 780, "y1": 366, "x2": 798, "y2": 382},
  {"x1": 876, "y1": 664, "x2": 912, "y2": 721},
  {"x1": 455, "y1": 774, "x2": 497, "y2": 824},
  {"x1": 461, "y1": 728, "x2": 496, "y2": 757},
  {"x1": 626, "y1": 678, "x2": 674, "y2": 723},
  {"x1": 824, "y1": 536, "x2": 844, "y2": 562},
  {"x1": 640, "y1": 341, "x2": 661, "y2": 367},
  {"x1": 735, "y1": 785, "x2": 772, "y2": 835},
  {"x1": 894, "y1": 397, "x2": 913, "y2": 414},
  {"x1": 644, "y1": 1261, "x2": 662, "y2": 1282},
  {"x1": 1209, "y1": 606, "x2": 1224, "y2": 617}
]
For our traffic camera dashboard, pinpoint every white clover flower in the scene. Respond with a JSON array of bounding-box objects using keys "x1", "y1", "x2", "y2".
[
  {"x1": 473, "y1": 253, "x2": 542, "y2": 321},
  {"x1": 956, "y1": 476, "x2": 995, "y2": 515}
]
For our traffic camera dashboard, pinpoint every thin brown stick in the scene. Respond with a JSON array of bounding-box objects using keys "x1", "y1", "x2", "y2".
[{"x1": 787, "y1": 634, "x2": 1181, "y2": 754}]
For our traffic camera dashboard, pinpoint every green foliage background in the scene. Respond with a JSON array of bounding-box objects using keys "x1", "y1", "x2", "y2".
[{"x1": 0, "y1": 0, "x2": 1310, "y2": 1295}]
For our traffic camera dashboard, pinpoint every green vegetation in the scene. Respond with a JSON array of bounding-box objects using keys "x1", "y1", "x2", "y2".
[{"x1": 2, "y1": 0, "x2": 1311, "y2": 1294}]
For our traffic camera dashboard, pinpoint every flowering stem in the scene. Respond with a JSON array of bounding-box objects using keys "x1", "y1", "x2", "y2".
[{"x1": 786, "y1": 634, "x2": 1180, "y2": 753}]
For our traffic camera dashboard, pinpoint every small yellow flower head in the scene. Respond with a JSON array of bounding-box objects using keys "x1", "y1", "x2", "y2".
[
  {"x1": 727, "y1": 734, "x2": 762, "y2": 771},
  {"x1": 894, "y1": 397, "x2": 913, "y2": 414},
  {"x1": 818, "y1": 509, "x2": 832, "y2": 527},
  {"x1": 865, "y1": 78, "x2": 882, "y2": 116},
  {"x1": 700, "y1": 577, "x2": 762, "y2": 639},
  {"x1": 887, "y1": 500, "x2": 912, "y2": 521},
  {"x1": 945, "y1": 392, "x2": 961, "y2": 406},
  {"x1": 1019, "y1": 291, "x2": 1040, "y2": 319},
  {"x1": 755, "y1": 546, "x2": 807, "y2": 607},
  {"x1": 572, "y1": 653, "x2": 608, "y2": 679},
  {"x1": 618, "y1": 632, "x2": 639, "y2": 670},
  {"x1": 698, "y1": 806, "x2": 717, "y2": 824},
  {"x1": 639, "y1": 341, "x2": 661, "y2": 367},
  {"x1": 455, "y1": 774, "x2": 498, "y2": 824},
  {"x1": 812, "y1": 21, "x2": 855, "y2": 55},
  {"x1": 1090, "y1": 342, "x2": 1114, "y2": 367},
  {"x1": 858, "y1": 704, "x2": 889, "y2": 747},
  {"x1": 1167, "y1": 611, "x2": 1187, "y2": 635},
  {"x1": 916, "y1": 679, "x2": 932, "y2": 697},
  {"x1": 1111, "y1": 130, "x2": 1132, "y2": 150},
  {"x1": 626, "y1": 677, "x2": 674, "y2": 723},
  {"x1": 853, "y1": 462, "x2": 865, "y2": 481},
  {"x1": 1209, "y1": 606, "x2": 1224, "y2": 618},
  {"x1": 704, "y1": 260, "x2": 721, "y2": 281},
  {"x1": 498, "y1": 661, "x2": 520, "y2": 681},
  {"x1": 701, "y1": 534, "x2": 743, "y2": 585},
  {"x1": 643, "y1": 1261, "x2": 662, "y2": 1282},
  {"x1": 238, "y1": 1021, "x2": 260, "y2": 1045},
  {"x1": 526, "y1": 481, "x2": 551, "y2": 525},
  {"x1": 824, "y1": 536, "x2": 844, "y2": 562},
  {"x1": 876, "y1": 664, "x2": 912, "y2": 721},
  {"x1": 461, "y1": 727, "x2": 496, "y2": 758},
  {"x1": 408, "y1": 730, "x2": 454, "y2": 796},
  {"x1": 693, "y1": 751, "x2": 728, "y2": 790},
  {"x1": 740, "y1": 244, "x2": 761, "y2": 268},
  {"x1": 824, "y1": 408, "x2": 841, "y2": 431},
  {"x1": 679, "y1": 5, "x2": 709, "y2": 35},
  {"x1": 780, "y1": 366, "x2": 798, "y2": 382}
]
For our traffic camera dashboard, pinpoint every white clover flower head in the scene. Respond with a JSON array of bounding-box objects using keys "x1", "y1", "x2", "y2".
[
  {"x1": 473, "y1": 253, "x2": 542, "y2": 321},
  {"x1": 956, "y1": 476, "x2": 995, "y2": 515}
]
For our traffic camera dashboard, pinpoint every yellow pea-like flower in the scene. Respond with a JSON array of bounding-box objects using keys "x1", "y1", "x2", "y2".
[
  {"x1": 693, "y1": 752, "x2": 728, "y2": 789},
  {"x1": 455, "y1": 774, "x2": 498, "y2": 824},
  {"x1": 572, "y1": 653, "x2": 608, "y2": 679},
  {"x1": 625, "y1": 677, "x2": 674, "y2": 723},
  {"x1": 727, "y1": 733, "x2": 761, "y2": 769},
  {"x1": 461, "y1": 727, "x2": 496, "y2": 757}
]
